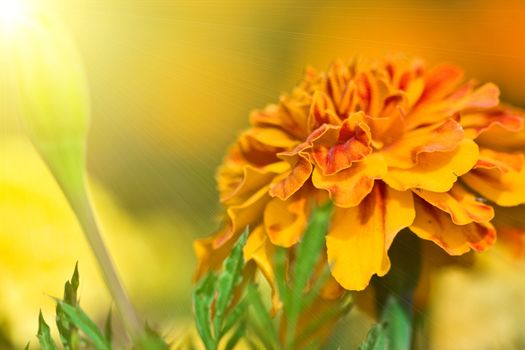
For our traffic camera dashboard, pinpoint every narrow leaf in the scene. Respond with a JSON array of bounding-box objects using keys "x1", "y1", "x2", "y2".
[
  {"x1": 57, "y1": 302, "x2": 110, "y2": 350},
  {"x1": 37, "y1": 311, "x2": 58, "y2": 350},
  {"x1": 213, "y1": 229, "x2": 248, "y2": 337}
]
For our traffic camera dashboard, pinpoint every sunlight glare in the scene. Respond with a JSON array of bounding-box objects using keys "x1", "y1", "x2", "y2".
[{"x1": 0, "y1": 0, "x2": 27, "y2": 33}]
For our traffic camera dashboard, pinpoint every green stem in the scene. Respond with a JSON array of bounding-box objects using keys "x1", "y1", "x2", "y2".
[{"x1": 37, "y1": 139, "x2": 141, "y2": 339}]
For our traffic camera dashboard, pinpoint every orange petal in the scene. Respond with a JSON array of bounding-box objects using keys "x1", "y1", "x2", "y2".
[
  {"x1": 194, "y1": 227, "x2": 238, "y2": 281},
  {"x1": 461, "y1": 108, "x2": 523, "y2": 139},
  {"x1": 269, "y1": 153, "x2": 313, "y2": 200},
  {"x1": 214, "y1": 186, "x2": 270, "y2": 248},
  {"x1": 410, "y1": 198, "x2": 496, "y2": 255},
  {"x1": 307, "y1": 90, "x2": 340, "y2": 131},
  {"x1": 413, "y1": 184, "x2": 494, "y2": 225},
  {"x1": 220, "y1": 162, "x2": 287, "y2": 206},
  {"x1": 312, "y1": 153, "x2": 387, "y2": 208},
  {"x1": 243, "y1": 225, "x2": 282, "y2": 311},
  {"x1": 245, "y1": 127, "x2": 300, "y2": 149},
  {"x1": 309, "y1": 113, "x2": 372, "y2": 176},
  {"x1": 451, "y1": 82, "x2": 500, "y2": 111},
  {"x1": 382, "y1": 118, "x2": 464, "y2": 169},
  {"x1": 384, "y1": 139, "x2": 479, "y2": 192},
  {"x1": 417, "y1": 64, "x2": 464, "y2": 105},
  {"x1": 264, "y1": 196, "x2": 309, "y2": 247},
  {"x1": 326, "y1": 182, "x2": 415, "y2": 290},
  {"x1": 462, "y1": 149, "x2": 525, "y2": 207}
]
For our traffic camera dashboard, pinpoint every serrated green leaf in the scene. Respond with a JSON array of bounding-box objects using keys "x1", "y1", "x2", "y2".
[
  {"x1": 358, "y1": 323, "x2": 386, "y2": 350},
  {"x1": 213, "y1": 229, "x2": 248, "y2": 337},
  {"x1": 57, "y1": 301, "x2": 110, "y2": 350},
  {"x1": 193, "y1": 273, "x2": 217, "y2": 350},
  {"x1": 37, "y1": 311, "x2": 58, "y2": 350}
]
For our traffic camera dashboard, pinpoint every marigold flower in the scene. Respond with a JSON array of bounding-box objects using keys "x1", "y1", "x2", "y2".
[{"x1": 195, "y1": 56, "x2": 525, "y2": 293}]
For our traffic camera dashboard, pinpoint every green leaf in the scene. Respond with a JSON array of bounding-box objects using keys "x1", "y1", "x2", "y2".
[
  {"x1": 222, "y1": 300, "x2": 247, "y2": 336},
  {"x1": 358, "y1": 323, "x2": 386, "y2": 350},
  {"x1": 193, "y1": 273, "x2": 217, "y2": 350},
  {"x1": 57, "y1": 263, "x2": 80, "y2": 350},
  {"x1": 37, "y1": 311, "x2": 58, "y2": 350},
  {"x1": 245, "y1": 284, "x2": 279, "y2": 350},
  {"x1": 381, "y1": 296, "x2": 411, "y2": 350},
  {"x1": 213, "y1": 229, "x2": 248, "y2": 336},
  {"x1": 133, "y1": 325, "x2": 169, "y2": 350},
  {"x1": 104, "y1": 309, "x2": 113, "y2": 346},
  {"x1": 224, "y1": 322, "x2": 246, "y2": 350},
  {"x1": 57, "y1": 301, "x2": 110, "y2": 350},
  {"x1": 286, "y1": 202, "x2": 332, "y2": 348}
]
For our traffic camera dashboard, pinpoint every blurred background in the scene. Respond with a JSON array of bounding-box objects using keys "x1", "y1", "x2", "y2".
[{"x1": 1, "y1": 0, "x2": 525, "y2": 349}]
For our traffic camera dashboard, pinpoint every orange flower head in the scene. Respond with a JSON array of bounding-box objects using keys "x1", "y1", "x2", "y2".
[{"x1": 195, "y1": 55, "x2": 525, "y2": 292}]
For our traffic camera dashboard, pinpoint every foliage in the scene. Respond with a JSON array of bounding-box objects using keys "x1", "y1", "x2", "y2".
[
  {"x1": 33, "y1": 265, "x2": 168, "y2": 350},
  {"x1": 193, "y1": 203, "x2": 353, "y2": 350}
]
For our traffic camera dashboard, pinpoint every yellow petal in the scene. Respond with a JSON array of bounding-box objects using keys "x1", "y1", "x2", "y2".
[
  {"x1": 264, "y1": 196, "x2": 309, "y2": 247},
  {"x1": 462, "y1": 149, "x2": 525, "y2": 207},
  {"x1": 410, "y1": 198, "x2": 496, "y2": 255},
  {"x1": 382, "y1": 118, "x2": 464, "y2": 169},
  {"x1": 326, "y1": 183, "x2": 415, "y2": 290},
  {"x1": 461, "y1": 108, "x2": 523, "y2": 139},
  {"x1": 413, "y1": 184, "x2": 494, "y2": 225},
  {"x1": 384, "y1": 139, "x2": 479, "y2": 192},
  {"x1": 312, "y1": 154, "x2": 387, "y2": 208}
]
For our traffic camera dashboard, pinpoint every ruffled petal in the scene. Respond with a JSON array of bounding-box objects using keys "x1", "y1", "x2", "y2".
[
  {"x1": 309, "y1": 112, "x2": 372, "y2": 175},
  {"x1": 461, "y1": 108, "x2": 523, "y2": 139},
  {"x1": 410, "y1": 197, "x2": 496, "y2": 255},
  {"x1": 462, "y1": 149, "x2": 525, "y2": 207},
  {"x1": 381, "y1": 118, "x2": 464, "y2": 169},
  {"x1": 269, "y1": 153, "x2": 313, "y2": 200},
  {"x1": 312, "y1": 153, "x2": 387, "y2": 208},
  {"x1": 264, "y1": 195, "x2": 309, "y2": 247},
  {"x1": 384, "y1": 139, "x2": 479, "y2": 192},
  {"x1": 326, "y1": 183, "x2": 415, "y2": 290},
  {"x1": 413, "y1": 184, "x2": 494, "y2": 225}
]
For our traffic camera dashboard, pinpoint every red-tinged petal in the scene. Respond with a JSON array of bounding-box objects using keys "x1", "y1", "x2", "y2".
[
  {"x1": 307, "y1": 90, "x2": 341, "y2": 131},
  {"x1": 309, "y1": 113, "x2": 372, "y2": 176},
  {"x1": 382, "y1": 118, "x2": 464, "y2": 169},
  {"x1": 417, "y1": 64, "x2": 464, "y2": 105},
  {"x1": 326, "y1": 183, "x2": 415, "y2": 290},
  {"x1": 264, "y1": 195, "x2": 309, "y2": 247},
  {"x1": 451, "y1": 82, "x2": 500, "y2": 111},
  {"x1": 462, "y1": 149, "x2": 525, "y2": 207},
  {"x1": 413, "y1": 184, "x2": 494, "y2": 225},
  {"x1": 269, "y1": 153, "x2": 313, "y2": 200},
  {"x1": 384, "y1": 139, "x2": 479, "y2": 192},
  {"x1": 461, "y1": 109, "x2": 523, "y2": 139},
  {"x1": 312, "y1": 154, "x2": 387, "y2": 208},
  {"x1": 410, "y1": 197, "x2": 496, "y2": 255}
]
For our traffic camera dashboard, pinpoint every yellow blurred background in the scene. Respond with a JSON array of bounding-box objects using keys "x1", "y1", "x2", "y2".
[{"x1": 1, "y1": 0, "x2": 525, "y2": 348}]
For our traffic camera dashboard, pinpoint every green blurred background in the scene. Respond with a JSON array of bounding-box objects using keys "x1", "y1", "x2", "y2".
[{"x1": 1, "y1": 0, "x2": 525, "y2": 348}]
